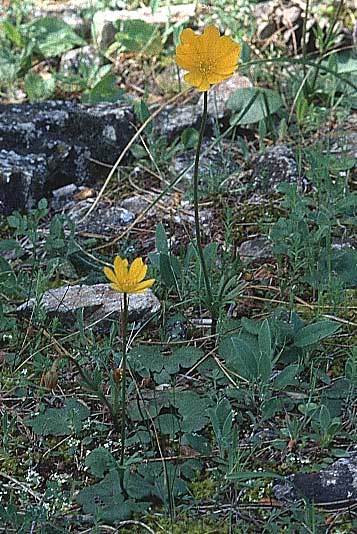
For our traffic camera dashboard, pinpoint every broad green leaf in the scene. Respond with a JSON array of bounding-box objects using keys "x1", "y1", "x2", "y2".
[
  {"x1": 272, "y1": 364, "x2": 300, "y2": 390},
  {"x1": 294, "y1": 320, "x2": 340, "y2": 347},
  {"x1": 220, "y1": 335, "x2": 259, "y2": 381},
  {"x1": 85, "y1": 448, "x2": 117, "y2": 478},
  {"x1": 27, "y1": 16, "x2": 85, "y2": 57},
  {"x1": 25, "y1": 398, "x2": 89, "y2": 436},
  {"x1": 227, "y1": 87, "x2": 283, "y2": 125},
  {"x1": 77, "y1": 470, "x2": 139, "y2": 521},
  {"x1": 164, "y1": 347, "x2": 203, "y2": 374},
  {"x1": 24, "y1": 71, "x2": 55, "y2": 102},
  {"x1": 114, "y1": 20, "x2": 162, "y2": 56},
  {"x1": 82, "y1": 73, "x2": 124, "y2": 104}
]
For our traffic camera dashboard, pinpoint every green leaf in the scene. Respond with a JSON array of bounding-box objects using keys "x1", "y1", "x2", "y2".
[
  {"x1": 114, "y1": 20, "x2": 162, "y2": 56},
  {"x1": 85, "y1": 447, "x2": 117, "y2": 478},
  {"x1": 128, "y1": 345, "x2": 164, "y2": 375},
  {"x1": 155, "y1": 223, "x2": 169, "y2": 254},
  {"x1": 25, "y1": 398, "x2": 89, "y2": 436},
  {"x1": 220, "y1": 335, "x2": 258, "y2": 381},
  {"x1": 164, "y1": 347, "x2": 203, "y2": 375},
  {"x1": 294, "y1": 320, "x2": 341, "y2": 347},
  {"x1": 227, "y1": 87, "x2": 283, "y2": 125},
  {"x1": 0, "y1": 47, "x2": 18, "y2": 81},
  {"x1": 258, "y1": 319, "x2": 272, "y2": 381},
  {"x1": 172, "y1": 391, "x2": 211, "y2": 433},
  {"x1": 27, "y1": 16, "x2": 85, "y2": 57},
  {"x1": 82, "y1": 73, "x2": 124, "y2": 104},
  {"x1": 24, "y1": 71, "x2": 55, "y2": 102},
  {"x1": 156, "y1": 413, "x2": 180, "y2": 436},
  {"x1": 272, "y1": 365, "x2": 300, "y2": 390},
  {"x1": 77, "y1": 470, "x2": 139, "y2": 522},
  {"x1": 2, "y1": 21, "x2": 24, "y2": 47}
]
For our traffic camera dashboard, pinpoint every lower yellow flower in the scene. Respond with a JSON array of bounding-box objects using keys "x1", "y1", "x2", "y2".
[
  {"x1": 104, "y1": 256, "x2": 155, "y2": 294},
  {"x1": 175, "y1": 25, "x2": 241, "y2": 92}
]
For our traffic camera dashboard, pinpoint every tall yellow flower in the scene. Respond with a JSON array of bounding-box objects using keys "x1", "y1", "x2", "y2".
[
  {"x1": 175, "y1": 25, "x2": 241, "y2": 92},
  {"x1": 104, "y1": 256, "x2": 155, "y2": 294}
]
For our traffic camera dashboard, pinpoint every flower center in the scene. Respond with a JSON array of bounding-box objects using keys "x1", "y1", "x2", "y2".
[{"x1": 199, "y1": 60, "x2": 212, "y2": 74}]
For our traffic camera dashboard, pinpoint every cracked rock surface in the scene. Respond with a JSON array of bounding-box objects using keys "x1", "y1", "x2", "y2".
[
  {"x1": 0, "y1": 101, "x2": 135, "y2": 214},
  {"x1": 274, "y1": 452, "x2": 357, "y2": 509}
]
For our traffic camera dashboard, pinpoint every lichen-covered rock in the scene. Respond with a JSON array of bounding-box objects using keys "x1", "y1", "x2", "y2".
[
  {"x1": 59, "y1": 45, "x2": 101, "y2": 75},
  {"x1": 66, "y1": 200, "x2": 135, "y2": 235},
  {"x1": 0, "y1": 150, "x2": 48, "y2": 215},
  {"x1": 0, "y1": 101, "x2": 135, "y2": 213},
  {"x1": 252, "y1": 144, "x2": 300, "y2": 191},
  {"x1": 238, "y1": 236, "x2": 273, "y2": 262},
  {"x1": 274, "y1": 451, "x2": 357, "y2": 509},
  {"x1": 17, "y1": 284, "x2": 160, "y2": 331},
  {"x1": 198, "y1": 73, "x2": 253, "y2": 119}
]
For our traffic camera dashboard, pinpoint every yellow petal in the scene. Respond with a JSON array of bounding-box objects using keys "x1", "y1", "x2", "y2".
[
  {"x1": 197, "y1": 76, "x2": 211, "y2": 91},
  {"x1": 130, "y1": 278, "x2": 155, "y2": 293},
  {"x1": 184, "y1": 70, "x2": 203, "y2": 88},
  {"x1": 103, "y1": 266, "x2": 117, "y2": 284},
  {"x1": 202, "y1": 25, "x2": 220, "y2": 42},
  {"x1": 207, "y1": 72, "x2": 227, "y2": 84},
  {"x1": 175, "y1": 52, "x2": 199, "y2": 71},
  {"x1": 129, "y1": 257, "x2": 147, "y2": 282},
  {"x1": 180, "y1": 28, "x2": 197, "y2": 46},
  {"x1": 110, "y1": 282, "x2": 124, "y2": 292},
  {"x1": 114, "y1": 256, "x2": 128, "y2": 281}
]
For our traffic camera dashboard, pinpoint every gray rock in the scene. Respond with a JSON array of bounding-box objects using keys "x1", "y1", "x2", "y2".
[
  {"x1": 198, "y1": 73, "x2": 253, "y2": 119},
  {"x1": 120, "y1": 195, "x2": 154, "y2": 216},
  {"x1": 0, "y1": 150, "x2": 48, "y2": 215},
  {"x1": 274, "y1": 451, "x2": 357, "y2": 509},
  {"x1": 59, "y1": 45, "x2": 101, "y2": 75},
  {"x1": 93, "y1": 4, "x2": 195, "y2": 50},
  {"x1": 252, "y1": 144, "x2": 300, "y2": 191},
  {"x1": 171, "y1": 139, "x2": 238, "y2": 184},
  {"x1": 238, "y1": 236, "x2": 273, "y2": 262},
  {"x1": 0, "y1": 101, "x2": 135, "y2": 213},
  {"x1": 155, "y1": 104, "x2": 201, "y2": 140},
  {"x1": 67, "y1": 200, "x2": 135, "y2": 235},
  {"x1": 17, "y1": 284, "x2": 160, "y2": 331}
]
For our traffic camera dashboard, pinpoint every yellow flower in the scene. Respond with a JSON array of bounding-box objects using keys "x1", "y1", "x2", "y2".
[
  {"x1": 104, "y1": 256, "x2": 155, "y2": 294},
  {"x1": 175, "y1": 25, "x2": 241, "y2": 92}
]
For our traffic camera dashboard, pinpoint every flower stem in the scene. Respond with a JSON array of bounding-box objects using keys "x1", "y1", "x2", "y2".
[
  {"x1": 119, "y1": 292, "x2": 129, "y2": 486},
  {"x1": 193, "y1": 91, "x2": 216, "y2": 334}
]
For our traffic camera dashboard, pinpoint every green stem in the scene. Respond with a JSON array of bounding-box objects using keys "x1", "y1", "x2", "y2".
[
  {"x1": 193, "y1": 91, "x2": 216, "y2": 334},
  {"x1": 119, "y1": 292, "x2": 129, "y2": 484},
  {"x1": 301, "y1": 0, "x2": 311, "y2": 98}
]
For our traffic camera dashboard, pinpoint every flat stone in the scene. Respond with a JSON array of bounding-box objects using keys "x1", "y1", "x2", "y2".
[
  {"x1": 274, "y1": 451, "x2": 357, "y2": 509},
  {"x1": 93, "y1": 4, "x2": 195, "y2": 49},
  {"x1": 252, "y1": 144, "x2": 300, "y2": 191},
  {"x1": 17, "y1": 284, "x2": 160, "y2": 331},
  {"x1": 238, "y1": 237, "x2": 273, "y2": 262}
]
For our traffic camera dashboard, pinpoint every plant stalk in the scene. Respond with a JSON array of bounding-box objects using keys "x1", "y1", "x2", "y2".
[
  {"x1": 193, "y1": 91, "x2": 216, "y2": 334},
  {"x1": 119, "y1": 292, "x2": 129, "y2": 483}
]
